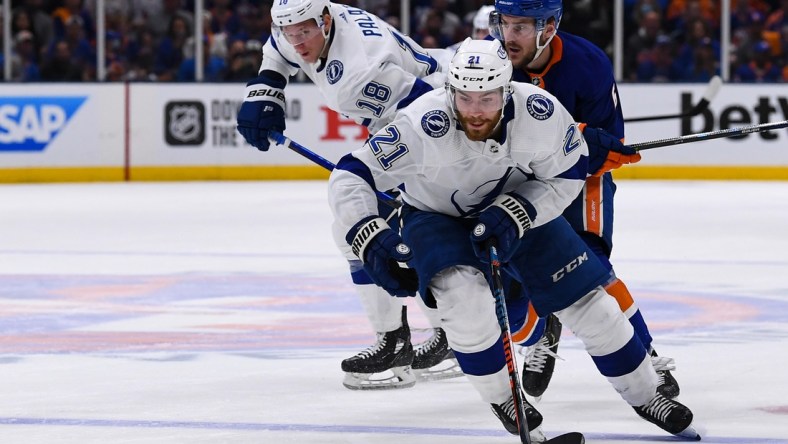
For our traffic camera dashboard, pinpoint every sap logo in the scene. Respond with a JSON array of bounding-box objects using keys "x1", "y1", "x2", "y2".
[
  {"x1": 551, "y1": 252, "x2": 588, "y2": 282},
  {"x1": 0, "y1": 97, "x2": 86, "y2": 151}
]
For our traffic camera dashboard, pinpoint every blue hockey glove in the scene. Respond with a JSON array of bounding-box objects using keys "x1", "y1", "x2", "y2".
[
  {"x1": 347, "y1": 216, "x2": 419, "y2": 297},
  {"x1": 236, "y1": 71, "x2": 287, "y2": 151},
  {"x1": 471, "y1": 194, "x2": 535, "y2": 263},
  {"x1": 580, "y1": 123, "x2": 641, "y2": 176}
]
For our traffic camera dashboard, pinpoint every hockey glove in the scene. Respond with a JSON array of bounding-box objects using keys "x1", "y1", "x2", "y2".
[
  {"x1": 471, "y1": 194, "x2": 535, "y2": 264},
  {"x1": 236, "y1": 71, "x2": 287, "y2": 151},
  {"x1": 580, "y1": 123, "x2": 641, "y2": 176},
  {"x1": 347, "y1": 216, "x2": 419, "y2": 297}
]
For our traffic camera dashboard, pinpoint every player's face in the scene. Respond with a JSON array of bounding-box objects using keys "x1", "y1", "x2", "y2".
[
  {"x1": 281, "y1": 17, "x2": 327, "y2": 63},
  {"x1": 454, "y1": 89, "x2": 504, "y2": 141},
  {"x1": 499, "y1": 14, "x2": 538, "y2": 69}
]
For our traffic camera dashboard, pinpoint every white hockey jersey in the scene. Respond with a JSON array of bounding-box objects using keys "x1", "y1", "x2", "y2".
[
  {"x1": 260, "y1": 3, "x2": 447, "y2": 132},
  {"x1": 328, "y1": 82, "x2": 589, "y2": 236}
]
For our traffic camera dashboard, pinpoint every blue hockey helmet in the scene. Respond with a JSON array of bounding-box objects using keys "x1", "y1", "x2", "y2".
[{"x1": 493, "y1": 0, "x2": 563, "y2": 29}]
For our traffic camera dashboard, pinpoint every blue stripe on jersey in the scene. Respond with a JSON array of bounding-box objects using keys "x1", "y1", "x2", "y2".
[
  {"x1": 590, "y1": 333, "x2": 647, "y2": 377},
  {"x1": 268, "y1": 37, "x2": 300, "y2": 69},
  {"x1": 396, "y1": 78, "x2": 434, "y2": 111},
  {"x1": 390, "y1": 32, "x2": 438, "y2": 75},
  {"x1": 360, "y1": 118, "x2": 372, "y2": 127},
  {"x1": 336, "y1": 153, "x2": 379, "y2": 190},
  {"x1": 556, "y1": 155, "x2": 589, "y2": 180},
  {"x1": 452, "y1": 334, "x2": 506, "y2": 376}
]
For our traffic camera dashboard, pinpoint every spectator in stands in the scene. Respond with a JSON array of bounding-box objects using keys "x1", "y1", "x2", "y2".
[
  {"x1": 625, "y1": 8, "x2": 666, "y2": 80},
  {"x1": 416, "y1": 0, "x2": 462, "y2": 43},
  {"x1": 677, "y1": 36, "x2": 720, "y2": 81},
  {"x1": 735, "y1": 40, "x2": 782, "y2": 81},
  {"x1": 636, "y1": 34, "x2": 681, "y2": 81},
  {"x1": 14, "y1": 0, "x2": 54, "y2": 58},
  {"x1": 177, "y1": 35, "x2": 226, "y2": 82},
  {"x1": 673, "y1": 18, "x2": 720, "y2": 73},
  {"x1": 11, "y1": 31, "x2": 41, "y2": 81},
  {"x1": 141, "y1": 0, "x2": 194, "y2": 44},
  {"x1": 154, "y1": 15, "x2": 190, "y2": 81},
  {"x1": 52, "y1": 0, "x2": 95, "y2": 41},
  {"x1": 40, "y1": 39, "x2": 84, "y2": 81},
  {"x1": 223, "y1": 38, "x2": 260, "y2": 81},
  {"x1": 414, "y1": 9, "x2": 455, "y2": 48},
  {"x1": 126, "y1": 28, "x2": 157, "y2": 81}
]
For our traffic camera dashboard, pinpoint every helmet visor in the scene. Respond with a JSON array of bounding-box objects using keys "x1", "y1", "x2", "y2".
[
  {"x1": 451, "y1": 87, "x2": 506, "y2": 114},
  {"x1": 277, "y1": 20, "x2": 322, "y2": 46}
]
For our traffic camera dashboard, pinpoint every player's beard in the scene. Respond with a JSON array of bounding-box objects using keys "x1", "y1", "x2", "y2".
[{"x1": 458, "y1": 110, "x2": 503, "y2": 141}]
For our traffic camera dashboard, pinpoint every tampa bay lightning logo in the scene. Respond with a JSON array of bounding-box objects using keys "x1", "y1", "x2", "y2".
[
  {"x1": 526, "y1": 94, "x2": 554, "y2": 120},
  {"x1": 326, "y1": 60, "x2": 344, "y2": 85},
  {"x1": 421, "y1": 110, "x2": 450, "y2": 138}
]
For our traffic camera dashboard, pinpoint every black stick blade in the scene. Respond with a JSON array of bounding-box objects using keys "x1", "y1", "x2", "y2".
[{"x1": 546, "y1": 432, "x2": 585, "y2": 444}]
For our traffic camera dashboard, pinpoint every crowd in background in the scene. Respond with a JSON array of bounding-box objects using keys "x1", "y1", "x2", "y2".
[{"x1": 1, "y1": 0, "x2": 786, "y2": 83}]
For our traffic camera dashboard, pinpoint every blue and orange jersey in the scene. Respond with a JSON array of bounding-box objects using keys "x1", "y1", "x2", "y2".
[{"x1": 511, "y1": 31, "x2": 625, "y2": 141}]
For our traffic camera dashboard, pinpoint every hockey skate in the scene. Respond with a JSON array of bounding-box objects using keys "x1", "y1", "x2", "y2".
[
  {"x1": 411, "y1": 327, "x2": 463, "y2": 381},
  {"x1": 651, "y1": 348, "x2": 680, "y2": 399},
  {"x1": 522, "y1": 314, "x2": 563, "y2": 399},
  {"x1": 491, "y1": 394, "x2": 546, "y2": 443},
  {"x1": 341, "y1": 306, "x2": 416, "y2": 390},
  {"x1": 634, "y1": 393, "x2": 701, "y2": 440}
]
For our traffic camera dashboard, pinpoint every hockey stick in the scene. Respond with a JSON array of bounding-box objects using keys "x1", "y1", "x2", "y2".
[
  {"x1": 630, "y1": 119, "x2": 788, "y2": 151},
  {"x1": 268, "y1": 131, "x2": 399, "y2": 207},
  {"x1": 624, "y1": 75, "x2": 722, "y2": 123},
  {"x1": 486, "y1": 241, "x2": 585, "y2": 444}
]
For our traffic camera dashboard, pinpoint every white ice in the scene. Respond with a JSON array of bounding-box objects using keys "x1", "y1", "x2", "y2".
[{"x1": 1, "y1": 180, "x2": 787, "y2": 444}]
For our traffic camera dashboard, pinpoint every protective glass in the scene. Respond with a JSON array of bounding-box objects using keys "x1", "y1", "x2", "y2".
[{"x1": 490, "y1": 12, "x2": 537, "y2": 41}]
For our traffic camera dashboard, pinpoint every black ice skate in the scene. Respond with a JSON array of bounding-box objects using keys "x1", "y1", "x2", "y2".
[
  {"x1": 341, "y1": 306, "x2": 416, "y2": 390},
  {"x1": 651, "y1": 348, "x2": 680, "y2": 399},
  {"x1": 522, "y1": 313, "x2": 563, "y2": 399},
  {"x1": 411, "y1": 327, "x2": 463, "y2": 381},
  {"x1": 491, "y1": 394, "x2": 546, "y2": 442},
  {"x1": 634, "y1": 393, "x2": 701, "y2": 440}
]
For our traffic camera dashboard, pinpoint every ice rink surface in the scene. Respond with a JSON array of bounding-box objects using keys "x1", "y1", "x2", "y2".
[{"x1": 1, "y1": 180, "x2": 787, "y2": 444}]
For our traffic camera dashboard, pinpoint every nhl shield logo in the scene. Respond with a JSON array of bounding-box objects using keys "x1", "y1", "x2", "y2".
[
  {"x1": 526, "y1": 94, "x2": 554, "y2": 121},
  {"x1": 164, "y1": 101, "x2": 205, "y2": 146},
  {"x1": 421, "y1": 110, "x2": 450, "y2": 138},
  {"x1": 326, "y1": 60, "x2": 344, "y2": 85}
]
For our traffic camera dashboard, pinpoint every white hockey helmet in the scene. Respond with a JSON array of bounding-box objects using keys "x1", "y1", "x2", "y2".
[
  {"x1": 271, "y1": 0, "x2": 331, "y2": 28},
  {"x1": 473, "y1": 5, "x2": 496, "y2": 34},
  {"x1": 447, "y1": 38, "x2": 513, "y2": 93},
  {"x1": 446, "y1": 38, "x2": 513, "y2": 121}
]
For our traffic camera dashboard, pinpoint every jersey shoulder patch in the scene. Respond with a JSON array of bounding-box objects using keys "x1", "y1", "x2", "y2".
[
  {"x1": 526, "y1": 94, "x2": 555, "y2": 121},
  {"x1": 326, "y1": 60, "x2": 344, "y2": 84},
  {"x1": 421, "y1": 109, "x2": 450, "y2": 138}
]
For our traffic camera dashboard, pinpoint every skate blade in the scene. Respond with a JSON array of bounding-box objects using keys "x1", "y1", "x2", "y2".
[
  {"x1": 414, "y1": 358, "x2": 464, "y2": 382},
  {"x1": 342, "y1": 365, "x2": 416, "y2": 391},
  {"x1": 675, "y1": 422, "x2": 702, "y2": 441}
]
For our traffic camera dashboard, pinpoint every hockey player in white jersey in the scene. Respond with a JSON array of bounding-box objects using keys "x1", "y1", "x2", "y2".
[
  {"x1": 236, "y1": 0, "x2": 460, "y2": 389},
  {"x1": 327, "y1": 38, "x2": 700, "y2": 440}
]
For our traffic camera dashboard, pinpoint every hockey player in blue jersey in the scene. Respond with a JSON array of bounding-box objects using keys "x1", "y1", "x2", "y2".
[
  {"x1": 490, "y1": 0, "x2": 683, "y2": 427},
  {"x1": 328, "y1": 38, "x2": 700, "y2": 441},
  {"x1": 235, "y1": 0, "x2": 462, "y2": 390}
]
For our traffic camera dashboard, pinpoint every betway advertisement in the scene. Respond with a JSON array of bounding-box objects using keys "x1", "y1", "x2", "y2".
[{"x1": 618, "y1": 83, "x2": 788, "y2": 166}]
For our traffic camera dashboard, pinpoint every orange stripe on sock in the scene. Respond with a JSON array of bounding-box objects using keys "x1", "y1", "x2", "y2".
[
  {"x1": 512, "y1": 302, "x2": 539, "y2": 344},
  {"x1": 584, "y1": 176, "x2": 602, "y2": 235},
  {"x1": 605, "y1": 278, "x2": 635, "y2": 312}
]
